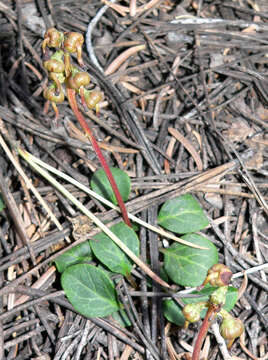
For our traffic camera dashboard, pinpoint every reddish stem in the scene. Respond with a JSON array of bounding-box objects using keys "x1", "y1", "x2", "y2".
[
  {"x1": 67, "y1": 88, "x2": 131, "y2": 227},
  {"x1": 192, "y1": 305, "x2": 219, "y2": 360}
]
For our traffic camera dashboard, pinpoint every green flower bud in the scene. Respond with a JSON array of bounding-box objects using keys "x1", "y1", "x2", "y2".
[
  {"x1": 220, "y1": 316, "x2": 244, "y2": 341},
  {"x1": 66, "y1": 72, "x2": 90, "y2": 91},
  {"x1": 210, "y1": 285, "x2": 228, "y2": 306},
  {"x1": 203, "y1": 264, "x2": 233, "y2": 287},
  {"x1": 44, "y1": 59, "x2": 65, "y2": 74},
  {"x1": 183, "y1": 302, "x2": 207, "y2": 323},
  {"x1": 43, "y1": 84, "x2": 64, "y2": 103},
  {"x1": 42, "y1": 28, "x2": 64, "y2": 53},
  {"x1": 63, "y1": 32, "x2": 84, "y2": 67},
  {"x1": 84, "y1": 89, "x2": 103, "y2": 114}
]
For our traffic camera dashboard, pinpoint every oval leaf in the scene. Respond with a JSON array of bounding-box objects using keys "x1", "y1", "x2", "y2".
[
  {"x1": 61, "y1": 264, "x2": 119, "y2": 318},
  {"x1": 163, "y1": 233, "x2": 218, "y2": 286},
  {"x1": 0, "y1": 195, "x2": 4, "y2": 211},
  {"x1": 110, "y1": 309, "x2": 131, "y2": 328},
  {"x1": 183, "y1": 285, "x2": 238, "y2": 312},
  {"x1": 90, "y1": 167, "x2": 131, "y2": 205},
  {"x1": 55, "y1": 242, "x2": 92, "y2": 273},
  {"x1": 163, "y1": 299, "x2": 185, "y2": 326},
  {"x1": 158, "y1": 194, "x2": 209, "y2": 234},
  {"x1": 90, "y1": 222, "x2": 139, "y2": 276}
]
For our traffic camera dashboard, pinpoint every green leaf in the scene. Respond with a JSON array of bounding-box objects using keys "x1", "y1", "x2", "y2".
[
  {"x1": 110, "y1": 309, "x2": 131, "y2": 328},
  {"x1": 61, "y1": 264, "x2": 120, "y2": 318},
  {"x1": 158, "y1": 194, "x2": 209, "y2": 234},
  {"x1": 159, "y1": 266, "x2": 170, "y2": 284},
  {"x1": 223, "y1": 287, "x2": 238, "y2": 311},
  {"x1": 163, "y1": 233, "x2": 218, "y2": 287},
  {"x1": 55, "y1": 242, "x2": 92, "y2": 273},
  {"x1": 183, "y1": 285, "x2": 238, "y2": 312},
  {"x1": 0, "y1": 194, "x2": 5, "y2": 212},
  {"x1": 163, "y1": 299, "x2": 185, "y2": 326},
  {"x1": 90, "y1": 167, "x2": 131, "y2": 205},
  {"x1": 90, "y1": 222, "x2": 139, "y2": 276}
]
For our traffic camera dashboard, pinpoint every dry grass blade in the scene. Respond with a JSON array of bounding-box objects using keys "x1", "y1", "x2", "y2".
[{"x1": 168, "y1": 127, "x2": 203, "y2": 171}]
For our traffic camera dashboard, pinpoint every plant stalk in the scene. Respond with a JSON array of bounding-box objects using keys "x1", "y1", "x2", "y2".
[
  {"x1": 67, "y1": 88, "x2": 131, "y2": 227},
  {"x1": 192, "y1": 304, "x2": 219, "y2": 360},
  {"x1": 19, "y1": 148, "x2": 171, "y2": 289},
  {"x1": 23, "y1": 149, "x2": 207, "y2": 249}
]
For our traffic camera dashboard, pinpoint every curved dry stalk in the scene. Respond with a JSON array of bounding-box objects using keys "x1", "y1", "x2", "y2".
[
  {"x1": 168, "y1": 127, "x2": 203, "y2": 171},
  {"x1": 104, "y1": 45, "x2": 145, "y2": 75}
]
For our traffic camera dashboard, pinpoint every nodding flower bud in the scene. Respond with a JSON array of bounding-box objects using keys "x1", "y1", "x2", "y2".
[
  {"x1": 66, "y1": 71, "x2": 90, "y2": 91},
  {"x1": 220, "y1": 315, "x2": 244, "y2": 343},
  {"x1": 49, "y1": 72, "x2": 65, "y2": 92},
  {"x1": 42, "y1": 28, "x2": 64, "y2": 53},
  {"x1": 44, "y1": 50, "x2": 65, "y2": 74},
  {"x1": 84, "y1": 90, "x2": 103, "y2": 111},
  {"x1": 44, "y1": 84, "x2": 64, "y2": 104},
  {"x1": 210, "y1": 285, "x2": 228, "y2": 306},
  {"x1": 63, "y1": 32, "x2": 84, "y2": 66},
  {"x1": 203, "y1": 264, "x2": 233, "y2": 288},
  {"x1": 44, "y1": 59, "x2": 65, "y2": 74},
  {"x1": 183, "y1": 302, "x2": 207, "y2": 323}
]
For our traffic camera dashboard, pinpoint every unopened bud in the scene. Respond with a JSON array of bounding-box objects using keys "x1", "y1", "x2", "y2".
[
  {"x1": 63, "y1": 32, "x2": 84, "y2": 66},
  {"x1": 210, "y1": 285, "x2": 228, "y2": 306},
  {"x1": 183, "y1": 302, "x2": 207, "y2": 323},
  {"x1": 44, "y1": 59, "x2": 65, "y2": 74},
  {"x1": 220, "y1": 316, "x2": 244, "y2": 341},
  {"x1": 204, "y1": 264, "x2": 232, "y2": 287},
  {"x1": 66, "y1": 72, "x2": 90, "y2": 91},
  {"x1": 44, "y1": 84, "x2": 64, "y2": 103},
  {"x1": 42, "y1": 28, "x2": 64, "y2": 53}
]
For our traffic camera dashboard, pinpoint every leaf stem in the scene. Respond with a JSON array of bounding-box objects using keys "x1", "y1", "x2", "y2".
[{"x1": 66, "y1": 88, "x2": 131, "y2": 227}]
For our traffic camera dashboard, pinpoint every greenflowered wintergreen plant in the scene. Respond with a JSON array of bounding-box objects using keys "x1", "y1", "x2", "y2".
[
  {"x1": 20, "y1": 149, "x2": 204, "y2": 249},
  {"x1": 63, "y1": 31, "x2": 85, "y2": 73},
  {"x1": 83, "y1": 89, "x2": 103, "y2": 115},
  {"x1": 182, "y1": 267, "x2": 242, "y2": 360},
  {"x1": 18, "y1": 147, "x2": 171, "y2": 291},
  {"x1": 183, "y1": 302, "x2": 208, "y2": 324},
  {"x1": 200, "y1": 263, "x2": 233, "y2": 289},
  {"x1": 157, "y1": 194, "x2": 243, "y2": 356},
  {"x1": 19, "y1": 146, "x2": 243, "y2": 352},
  {"x1": 42, "y1": 27, "x2": 131, "y2": 227}
]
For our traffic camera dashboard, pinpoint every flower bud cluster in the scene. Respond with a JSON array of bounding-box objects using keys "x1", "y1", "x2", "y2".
[
  {"x1": 182, "y1": 263, "x2": 243, "y2": 348},
  {"x1": 42, "y1": 28, "x2": 103, "y2": 120}
]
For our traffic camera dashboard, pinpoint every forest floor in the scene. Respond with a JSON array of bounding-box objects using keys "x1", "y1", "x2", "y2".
[{"x1": 0, "y1": 0, "x2": 267, "y2": 359}]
